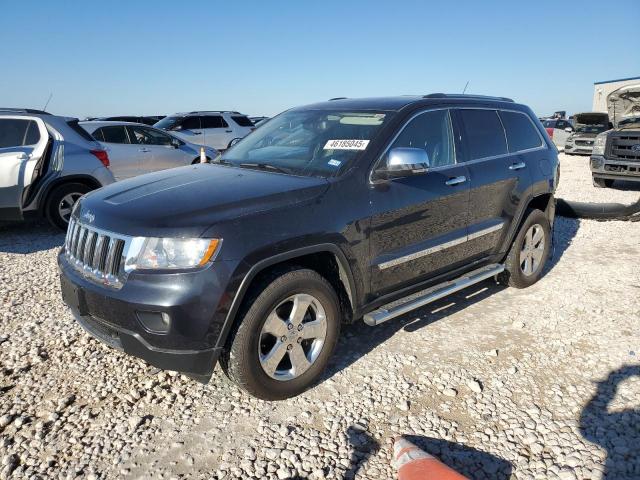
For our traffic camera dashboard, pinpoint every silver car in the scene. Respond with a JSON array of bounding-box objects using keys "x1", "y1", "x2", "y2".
[
  {"x1": 80, "y1": 121, "x2": 218, "y2": 180},
  {"x1": 0, "y1": 109, "x2": 115, "y2": 229}
]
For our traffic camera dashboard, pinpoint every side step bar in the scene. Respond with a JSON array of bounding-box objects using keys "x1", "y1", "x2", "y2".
[{"x1": 363, "y1": 264, "x2": 505, "y2": 326}]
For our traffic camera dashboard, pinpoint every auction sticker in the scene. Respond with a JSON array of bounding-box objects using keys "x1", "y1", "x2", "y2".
[{"x1": 323, "y1": 139, "x2": 370, "y2": 150}]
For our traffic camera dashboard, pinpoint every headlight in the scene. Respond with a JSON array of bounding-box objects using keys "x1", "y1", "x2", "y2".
[
  {"x1": 124, "y1": 238, "x2": 220, "y2": 272},
  {"x1": 592, "y1": 133, "x2": 607, "y2": 155}
]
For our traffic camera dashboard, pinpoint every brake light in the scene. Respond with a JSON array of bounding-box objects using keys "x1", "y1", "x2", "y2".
[
  {"x1": 90, "y1": 149, "x2": 110, "y2": 168},
  {"x1": 545, "y1": 127, "x2": 554, "y2": 138}
]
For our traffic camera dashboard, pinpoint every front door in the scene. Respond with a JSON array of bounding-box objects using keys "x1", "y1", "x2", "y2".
[
  {"x1": 127, "y1": 125, "x2": 190, "y2": 173},
  {"x1": 368, "y1": 109, "x2": 470, "y2": 297},
  {"x1": 0, "y1": 117, "x2": 49, "y2": 220}
]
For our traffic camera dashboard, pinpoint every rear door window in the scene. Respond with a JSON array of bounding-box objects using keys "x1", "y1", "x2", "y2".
[
  {"x1": 231, "y1": 115, "x2": 253, "y2": 127},
  {"x1": 0, "y1": 119, "x2": 40, "y2": 148},
  {"x1": 499, "y1": 111, "x2": 543, "y2": 152},
  {"x1": 459, "y1": 109, "x2": 508, "y2": 160},
  {"x1": 95, "y1": 126, "x2": 130, "y2": 144},
  {"x1": 201, "y1": 116, "x2": 229, "y2": 129}
]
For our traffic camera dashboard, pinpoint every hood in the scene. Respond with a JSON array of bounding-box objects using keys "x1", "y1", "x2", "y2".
[
  {"x1": 77, "y1": 164, "x2": 329, "y2": 237},
  {"x1": 571, "y1": 112, "x2": 610, "y2": 137},
  {"x1": 607, "y1": 84, "x2": 640, "y2": 126}
]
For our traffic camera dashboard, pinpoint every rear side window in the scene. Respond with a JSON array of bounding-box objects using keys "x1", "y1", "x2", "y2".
[
  {"x1": 499, "y1": 111, "x2": 543, "y2": 152},
  {"x1": 67, "y1": 120, "x2": 95, "y2": 142},
  {"x1": 95, "y1": 126, "x2": 130, "y2": 144},
  {"x1": 0, "y1": 119, "x2": 40, "y2": 148},
  {"x1": 201, "y1": 116, "x2": 229, "y2": 129},
  {"x1": 459, "y1": 109, "x2": 507, "y2": 160},
  {"x1": 231, "y1": 115, "x2": 253, "y2": 127}
]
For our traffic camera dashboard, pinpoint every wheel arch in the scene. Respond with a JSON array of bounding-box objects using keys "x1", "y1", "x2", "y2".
[
  {"x1": 215, "y1": 244, "x2": 357, "y2": 350},
  {"x1": 500, "y1": 192, "x2": 555, "y2": 258},
  {"x1": 39, "y1": 175, "x2": 103, "y2": 216}
]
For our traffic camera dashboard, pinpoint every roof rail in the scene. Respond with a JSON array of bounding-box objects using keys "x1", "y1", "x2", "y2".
[
  {"x1": 188, "y1": 110, "x2": 242, "y2": 114},
  {"x1": 422, "y1": 93, "x2": 514, "y2": 102},
  {"x1": 328, "y1": 97, "x2": 347, "y2": 101},
  {"x1": 0, "y1": 107, "x2": 51, "y2": 114}
]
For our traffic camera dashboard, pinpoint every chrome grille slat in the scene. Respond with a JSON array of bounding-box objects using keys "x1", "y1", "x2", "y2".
[{"x1": 62, "y1": 219, "x2": 130, "y2": 289}]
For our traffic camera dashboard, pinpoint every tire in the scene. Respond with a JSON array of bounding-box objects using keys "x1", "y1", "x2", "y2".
[
  {"x1": 500, "y1": 209, "x2": 551, "y2": 289},
  {"x1": 220, "y1": 268, "x2": 341, "y2": 400},
  {"x1": 592, "y1": 176, "x2": 613, "y2": 188},
  {"x1": 45, "y1": 183, "x2": 91, "y2": 230}
]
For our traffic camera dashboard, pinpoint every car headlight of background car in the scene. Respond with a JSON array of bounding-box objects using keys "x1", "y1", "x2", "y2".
[
  {"x1": 124, "y1": 238, "x2": 220, "y2": 272},
  {"x1": 592, "y1": 133, "x2": 607, "y2": 155}
]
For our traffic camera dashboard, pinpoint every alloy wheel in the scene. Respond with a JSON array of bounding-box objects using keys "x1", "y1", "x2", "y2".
[{"x1": 520, "y1": 224, "x2": 545, "y2": 276}]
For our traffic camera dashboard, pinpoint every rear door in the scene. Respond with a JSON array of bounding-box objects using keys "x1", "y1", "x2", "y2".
[
  {"x1": 177, "y1": 116, "x2": 206, "y2": 146},
  {"x1": 91, "y1": 125, "x2": 142, "y2": 180},
  {"x1": 127, "y1": 125, "x2": 191, "y2": 173},
  {"x1": 201, "y1": 115, "x2": 232, "y2": 150},
  {"x1": 0, "y1": 117, "x2": 49, "y2": 220},
  {"x1": 457, "y1": 108, "x2": 534, "y2": 261},
  {"x1": 368, "y1": 108, "x2": 470, "y2": 296}
]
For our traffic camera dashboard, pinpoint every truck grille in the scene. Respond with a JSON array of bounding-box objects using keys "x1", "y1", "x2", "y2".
[
  {"x1": 64, "y1": 218, "x2": 130, "y2": 288},
  {"x1": 609, "y1": 134, "x2": 640, "y2": 162}
]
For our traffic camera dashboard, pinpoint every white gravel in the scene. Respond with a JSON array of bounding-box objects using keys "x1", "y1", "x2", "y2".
[{"x1": 1, "y1": 160, "x2": 639, "y2": 479}]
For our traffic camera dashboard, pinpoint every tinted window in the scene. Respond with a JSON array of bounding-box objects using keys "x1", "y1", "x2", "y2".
[
  {"x1": 459, "y1": 109, "x2": 507, "y2": 160},
  {"x1": 181, "y1": 116, "x2": 203, "y2": 130},
  {"x1": 154, "y1": 116, "x2": 182, "y2": 130},
  {"x1": 0, "y1": 119, "x2": 40, "y2": 148},
  {"x1": 542, "y1": 120, "x2": 557, "y2": 128},
  {"x1": 499, "y1": 111, "x2": 543, "y2": 152},
  {"x1": 129, "y1": 126, "x2": 173, "y2": 146},
  {"x1": 201, "y1": 116, "x2": 229, "y2": 129},
  {"x1": 96, "y1": 126, "x2": 130, "y2": 144},
  {"x1": 387, "y1": 109, "x2": 455, "y2": 167},
  {"x1": 231, "y1": 115, "x2": 253, "y2": 127},
  {"x1": 556, "y1": 120, "x2": 569, "y2": 129}
]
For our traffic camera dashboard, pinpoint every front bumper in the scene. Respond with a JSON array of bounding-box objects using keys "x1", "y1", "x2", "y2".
[
  {"x1": 565, "y1": 143, "x2": 593, "y2": 155},
  {"x1": 590, "y1": 155, "x2": 640, "y2": 182},
  {"x1": 58, "y1": 251, "x2": 237, "y2": 381}
]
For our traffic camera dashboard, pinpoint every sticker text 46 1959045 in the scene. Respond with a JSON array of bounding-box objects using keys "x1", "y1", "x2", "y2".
[{"x1": 323, "y1": 139, "x2": 370, "y2": 151}]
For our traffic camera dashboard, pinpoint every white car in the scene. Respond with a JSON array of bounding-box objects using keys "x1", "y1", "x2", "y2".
[
  {"x1": 154, "y1": 111, "x2": 254, "y2": 150},
  {"x1": 541, "y1": 118, "x2": 574, "y2": 150},
  {"x1": 80, "y1": 121, "x2": 217, "y2": 181}
]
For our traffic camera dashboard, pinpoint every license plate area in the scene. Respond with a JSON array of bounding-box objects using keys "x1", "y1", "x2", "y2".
[{"x1": 60, "y1": 274, "x2": 88, "y2": 315}]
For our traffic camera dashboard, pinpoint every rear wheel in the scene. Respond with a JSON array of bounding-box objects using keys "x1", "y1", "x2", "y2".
[
  {"x1": 593, "y1": 176, "x2": 613, "y2": 188},
  {"x1": 500, "y1": 209, "x2": 551, "y2": 289},
  {"x1": 46, "y1": 183, "x2": 91, "y2": 230},
  {"x1": 220, "y1": 268, "x2": 340, "y2": 400}
]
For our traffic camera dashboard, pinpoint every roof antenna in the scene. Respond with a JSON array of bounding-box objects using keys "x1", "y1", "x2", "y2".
[
  {"x1": 42, "y1": 92, "x2": 53, "y2": 111},
  {"x1": 462, "y1": 81, "x2": 470, "y2": 94}
]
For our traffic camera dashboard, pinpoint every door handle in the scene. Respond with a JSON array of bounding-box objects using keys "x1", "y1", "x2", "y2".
[
  {"x1": 191, "y1": 132, "x2": 201, "y2": 135},
  {"x1": 509, "y1": 162, "x2": 526, "y2": 171},
  {"x1": 445, "y1": 175, "x2": 467, "y2": 186},
  {"x1": 225, "y1": 130, "x2": 233, "y2": 133},
  {"x1": 139, "y1": 148, "x2": 150, "y2": 153},
  {"x1": 16, "y1": 152, "x2": 28, "y2": 160}
]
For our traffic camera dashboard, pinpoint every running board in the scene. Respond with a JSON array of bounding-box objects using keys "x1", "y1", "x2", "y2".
[{"x1": 363, "y1": 264, "x2": 505, "y2": 326}]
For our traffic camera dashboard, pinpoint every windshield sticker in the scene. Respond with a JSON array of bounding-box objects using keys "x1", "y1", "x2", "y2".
[
  {"x1": 324, "y1": 139, "x2": 370, "y2": 150},
  {"x1": 327, "y1": 159, "x2": 342, "y2": 167}
]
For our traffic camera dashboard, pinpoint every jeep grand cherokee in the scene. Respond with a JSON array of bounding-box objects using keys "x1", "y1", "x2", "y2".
[{"x1": 59, "y1": 94, "x2": 558, "y2": 400}]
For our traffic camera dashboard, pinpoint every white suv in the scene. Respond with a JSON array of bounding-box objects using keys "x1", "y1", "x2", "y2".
[{"x1": 154, "y1": 111, "x2": 254, "y2": 151}]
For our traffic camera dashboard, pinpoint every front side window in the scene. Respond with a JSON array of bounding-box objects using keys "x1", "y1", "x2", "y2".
[
  {"x1": 181, "y1": 117, "x2": 203, "y2": 130},
  {"x1": 499, "y1": 111, "x2": 543, "y2": 152},
  {"x1": 220, "y1": 109, "x2": 390, "y2": 177},
  {"x1": 542, "y1": 120, "x2": 557, "y2": 128},
  {"x1": 384, "y1": 109, "x2": 455, "y2": 168},
  {"x1": 129, "y1": 126, "x2": 173, "y2": 146},
  {"x1": 0, "y1": 119, "x2": 40, "y2": 148},
  {"x1": 96, "y1": 126, "x2": 130, "y2": 144},
  {"x1": 459, "y1": 109, "x2": 508, "y2": 160},
  {"x1": 201, "y1": 116, "x2": 229, "y2": 129}
]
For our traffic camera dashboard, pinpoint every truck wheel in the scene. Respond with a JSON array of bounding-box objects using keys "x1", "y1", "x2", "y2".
[
  {"x1": 46, "y1": 183, "x2": 91, "y2": 230},
  {"x1": 592, "y1": 177, "x2": 613, "y2": 188},
  {"x1": 500, "y1": 209, "x2": 551, "y2": 289},
  {"x1": 221, "y1": 268, "x2": 340, "y2": 400}
]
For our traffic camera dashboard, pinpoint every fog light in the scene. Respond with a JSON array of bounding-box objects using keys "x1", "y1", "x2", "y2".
[
  {"x1": 591, "y1": 157, "x2": 604, "y2": 170},
  {"x1": 136, "y1": 311, "x2": 170, "y2": 334}
]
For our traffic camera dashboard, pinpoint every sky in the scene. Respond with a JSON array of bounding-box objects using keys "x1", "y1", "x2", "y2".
[{"x1": 1, "y1": 1, "x2": 639, "y2": 119}]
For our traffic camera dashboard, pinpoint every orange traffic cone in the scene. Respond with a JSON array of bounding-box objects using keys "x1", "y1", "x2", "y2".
[{"x1": 393, "y1": 436, "x2": 469, "y2": 480}]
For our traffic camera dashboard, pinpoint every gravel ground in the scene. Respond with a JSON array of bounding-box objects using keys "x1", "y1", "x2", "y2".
[{"x1": 1, "y1": 156, "x2": 639, "y2": 479}]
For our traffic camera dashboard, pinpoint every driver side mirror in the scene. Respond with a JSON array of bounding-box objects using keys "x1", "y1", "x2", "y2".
[
  {"x1": 170, "y1": 138, "x2": 181, "y2": 148},
  {"x1": 564, "y1": 127, "x2": 573, "y2": 133},
  {"x1": 374, "y1": 147, "x2": 430, "y2": 181}
]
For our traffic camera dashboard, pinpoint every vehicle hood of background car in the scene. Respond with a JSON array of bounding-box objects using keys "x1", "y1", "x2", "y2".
[
  {"x1": 76, "y1": 164, "x2": 329, "y2": 237},
  {"x1": 568, "y1": 112, "x2": 610, "y2": 139},
  {"x1": 607, "y1": 84, "x2": 640, "y2": 126}
]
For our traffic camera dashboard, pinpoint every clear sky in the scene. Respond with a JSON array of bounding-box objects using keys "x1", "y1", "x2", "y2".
[{"x1": 2, "y1": 1, "x2": 639, "y2": 119}]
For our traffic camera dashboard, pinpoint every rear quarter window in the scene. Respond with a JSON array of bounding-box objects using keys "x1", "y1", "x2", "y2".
[
  {"x1": 231, "y1": 115, "x2": 254, "y2": 127},
  {"x1": 459, "y1": 109, "x2": 508, "y2": 160},
  {"x1": 67, "y1": 120, "x2": 96, "y2": 142},
  {"x1": 499, "y1": 111, "x2": 543, "y2": 152}
]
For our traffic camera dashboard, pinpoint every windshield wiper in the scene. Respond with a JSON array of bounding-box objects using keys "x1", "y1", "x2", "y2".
[{"x1": 237, "y1": 162, "x2": 291, "y2": 174}]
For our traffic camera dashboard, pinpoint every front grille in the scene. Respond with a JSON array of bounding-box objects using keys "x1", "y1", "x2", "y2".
[
  {"x1": 64, "y1": 218, "x2": 130, "y2": 288},
  {"x1": 575, "y1": 139, "x2": 594, "y2": 146},
  {"x1": 609, "y1": 134, "x2": 640, "y2": 162}
]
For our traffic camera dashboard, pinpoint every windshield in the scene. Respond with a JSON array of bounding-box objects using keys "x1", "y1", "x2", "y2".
[
  {"x1": 219, "y1": 110, "x2": 389, "y2": 177},
  {"x1": 154, "y1": 116, "x2": 182, "y2": 130}
]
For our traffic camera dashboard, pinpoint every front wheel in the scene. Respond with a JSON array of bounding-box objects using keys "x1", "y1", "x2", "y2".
[
  {"x1": 220, "y1": 268, "x2": 340, "y2": 400},
  {"x1": 500, "y1": 209, "x2": 551, "y2": 289},
  {"x1": 45, "y1": 183, "x2": 91, "y2": 230}
]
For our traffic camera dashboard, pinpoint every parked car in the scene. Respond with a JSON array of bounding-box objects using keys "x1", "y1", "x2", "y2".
[
  {"x1": 0, "y1": 108, "x2": 114, "y2": 229},
  {"x1": 80, "y1": 121, "x2": 218, "y2": 180},
  {"x1": 59, "y1": 94, "x2": 558, "y2": 400},
  {"x1": 154, "y1": 111, "x2": 254, "y2": 150},
  {"x1": 94, "y1": 116, "x2": 164, "y2": 126},
  {"x1": 564, "y1": 112, "x2": 611, "y2": 156},
  {"x1": 542, "y1": 118, "x2": 573, "y2": 149}
]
